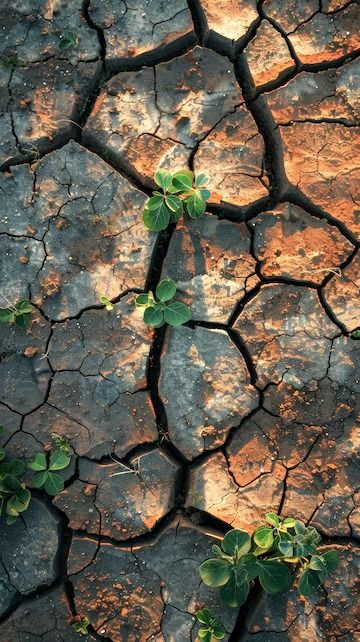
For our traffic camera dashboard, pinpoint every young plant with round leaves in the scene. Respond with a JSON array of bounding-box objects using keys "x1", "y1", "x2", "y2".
[
  {"x1": 199, "y1": 514, "x2": 339, "y2": 609},
  {"x1": 351, "y1": 328, "x2": 360, "y2": 339},
  {"x1": 135, "y1": 278, "x2": 191, "y2": 328},
  {"x1": 72, "y1": 616, "x2": 90, "y2": 635},
  {"x1": 142, "y1": 168, "x2": 211, "y2": 231},
  {"x1": 28, "y1": 450, "x2": 71, "y2": 495},
  {"x1": 0, "y1": 300, "x2": 33, "y2": 328},
  {"x1": 99, "y1": 295, "x2": 114, "y2": 311},
  {"x1": 196, "y1": 608, "x2": 225, "y2": 641}
]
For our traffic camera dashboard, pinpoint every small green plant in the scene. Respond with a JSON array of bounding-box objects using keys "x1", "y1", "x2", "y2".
[
  {"x1": 351, "y1": 329, "x2": 360, "y2": 339},
  {"x1": 99, "y1": 295, "x2": 114, "y2": 311},
  {"x1": 0, "y1": 426, "x2": 71, "y2": 524},
  {"x1": 52, "y1": 434, "x2": 71, "y2": 454},
  {"x1": 199, "y1": 514, "x2": 339, "y2": 608},
  {"x1": 0, "y1": 54, "x2": 18, "y2": 68},
  {"x1": 0, "y1": 300, "x2": 33, "y2": 328},
  {"x1": 72, "y1": 616, "x2": 90, "y2": 635},
  {"x1": 28, "y1": 450, "x2": 71, "y2": 495},
  {"x1": 142, "y1": 169, "x2": 211, "y2": 231},
  {"x1": 135, "y1": 279, "x2": 191, "y2": 327},
  {"x1": 59, "y1": 30, "x2": 79, "y2": 50},
  {"x1": 196, "y1": 608, "x2": 225, "y2": 641}
]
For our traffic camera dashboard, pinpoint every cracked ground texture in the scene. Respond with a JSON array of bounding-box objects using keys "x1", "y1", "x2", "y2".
[{"x1": 0, "y1": 0, "x2": 359, "y2": 640}]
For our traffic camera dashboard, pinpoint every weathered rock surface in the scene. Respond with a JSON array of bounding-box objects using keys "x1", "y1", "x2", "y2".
[
  {"x1": 89, "y1": 0, "x2": 194, "y2": 62},
  {"x1": 26, "y1": 141, "x2": 154, "y2": 319},
  {"x1": 0, "y1": 308, "x2": 51, "y2": 413},
  {"x1": 245, "y1": 20, "x2": 295, "y2": 88},
  {"x1": 68, "y1": 519, "x2": 237, "y2": 640},
  {"x1": 235, "y1": 284, "x2": 339, "y2": 387},
  {"x1": 54, "y1": 449, "x2": 180, "y2": 539},
  {"x1": 251, "y1": 203, "x2": 353, "y2": 284},
  {"x1": 266, "y1": 59, "x2": 360, "y2": 122},
  {"x1": 202, "y1": 0, "x2": 259, "y2": 41},
  {"x1": 323, "y1": 252, "x2": 360, "y2": 332},
  {"x1": 161, "y1": 214, "x2": 259, "y2": 322},
  {"x1": 0, "y1": 235, "x2": 45, "y2": 302},
  {"x1": 84, "y1": 47, "x2": 244, "y2": 189},
  {"x1": 0, "y1": 163, "x2": 39, "y2": 236},
  {"x1": 0, "y1": 586, "x2": 91, "y2": 641},
  {"x1": 263, "y1": 2, "x2": 360, "y2": 64},
  {"x1": 159, "y1": 326, "x2": 259, "y2": 459},
  {"x1": 243, "y1": 543, "x2": 360, "y2": 642},
  {"x1": 279, "y1": 122, "x2": 360, "y2": 241},
  {"x1": 0, "y1": 499, "x2": 60, "y2": 615}
]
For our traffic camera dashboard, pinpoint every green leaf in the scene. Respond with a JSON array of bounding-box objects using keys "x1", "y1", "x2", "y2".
[
  {"x1": 147, "y1": 195, "x2": 165, "y2": 210},
  {"x1": 155, "y1": 279, "x2": 177, "y2": 303},
  {"x1": 49, "y1": 450, "x2": 70, "y2": 471},
  {"x1": 143, "y1": 202, "x2": 170, "y2": 231},
  {"x1": 185, "y1": 191, "x2": 206, "y2": 219},
  {"x1": 44, "y1": 471, "x2": 65, "y2": 495},
  {"x1": 197, "y1": 608, "x2": 212, "y2": 624},
  {"x1": 6, "y1": 459, "x2": 25, "y2": 476},
  {"x1": 59, "y1": 30, "x2": 78, "y2": 50},
  {"x1": 6, "y1": 488, "x2": 31, "y2": 514},
  {"x1": 212, "y1": 625, "x2": 226, "y2": 640},
  {"x1": 297, "y1": 567, "x2": 322, "y2": 596},
  {"x1": 240, "y1": 553, "x2": 259, "y2": 580},
  {"x1": 99, "y1": 296, "x2": 113, "y2": 310},
  {"x1": 32, "y1": 470, "x2": 48, "y2": 488},
  {"x1": 0, "y1": 308, "x2": 15, "y2": 323},
  {"x1": 278, "y1": 540, "x2": 294, "y2": 557},
  {"x1": 143, "y1": 307, "x2": 164, "y2": 327},
  {"x1": 222, "y1": 529, "x2": 252, "y2": 557},
  {"x1": 308, "y1": 554, "x2": 328, "y2": 581},
  {"x1": 351, "y1": 329, "x2": 360, "y2": 339},
  {"x1": 165, "y1": 195, "x2": 182, "y2": 213},
  {"x1": 198, "y1": 630, "x2": 211, "y2": 641},
  {"x1": 212, "y1": 544, "x2": 224, "y2": 557},
  {"x1": 169, "y1": 202, "x2": 184, "y2": 223},
  {"x1": 219, "y1": 572, "x2": 250, "y2": 608},
  {"x1": 6, "y1": 514, "x2": 18, "y2": 525},
  {"x1": 15, "y1": 301, "x2": 33, "y2": 314},
  {"x1": 28, "y1": 453, "x2": 47, "y2": 472},
  {"x1": 164, "y1": 302, "x2": 191, "y2": 326},
  {"x1": 15, "y1": 314, "x2": 29, "y2": 328},
  {"x1": 195, "y1": 173, "x2": 209, "y2": 187},
  {"x1": 172, "y1": 169, "x2": 194, "y2": 191},
  {"x1": 135, "y1": 293, "x2": 149, "y2": 309},
  {"x1": 281, "y1": 517, "x2": 297, "y2": 528},
  {"x1": 321, "y1": 550, "x2": 339, "y2": 573},
  {"x1": 154, "y1": 169, "x2": 173, "y2": 192},
  {"x1": 253, "y1": 526, "x2": 274, "y2": 550},
  {"x1": 199, "y1": 558, "x2": 231, "y2": 587},
  {"x1": 257, "y1": 560, "x2": 291, "y2": 594},
  {"x1": 265, "y1": 512, "x2": 280, "y2": 527},
  {"x1": 200, "y1": 187, "x2": 211, "y2": 201}
]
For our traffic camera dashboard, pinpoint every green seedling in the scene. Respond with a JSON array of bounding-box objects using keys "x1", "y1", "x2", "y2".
[
  {"x1": 196, "y1": 608, "x2": 225, "y2": 641},
  {"x1": 199, "y1": 514, "x2": 339, "y2": 608},
  {"x1": 99, "y1": 295, "x2": 114, "y2": 311},
  {"x1": 28, "y1": 450, "x2": 71, "y2": 495},
  {"x1": 0, "y1": 300, "x2": 33, "y2": 328},
  {"x1": 0, "y1": 54, "x2": 18, "y2": 68},
  {"x1": 135, "y1": 278, "x2": 190, "y2": 327},
  {"x1": 351, "y1": 329, "x2": 360, "y2": 339},
  {"x1": 59, "y1": 30, "x2": 79, "y2": 50},
  {"x1": 142, "y1": 169, "x2": 211, "y2": 231},
  {"x1": 72, "y1": 617, "x2": 90, "y2": 635},
  {"x1": 52, "y1": 434, "x2": 71, "y2": 454}
]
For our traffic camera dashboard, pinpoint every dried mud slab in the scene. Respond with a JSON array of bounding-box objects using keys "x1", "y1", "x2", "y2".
[
  {"x1": 245, "y1": 20, "x2": 295, "y2": 89},
  {"x1": 54, "y1": 449, "x2": 180, "y2": 540},
  {"x1": 0, "y1": 586, "x2": 89, "y2": 642},
  {"x1": 251, "y1": 203, "x2": 354, "y2": 284},
  {"x1": 25, "y1": 141, "x2": 154, "y2": 319},
  {"x1": 201, "y1": 0, "x2": 259, "y2": 41},
  {"x1": 265, "y1": 59, "x2": 360, "y2": 122},
  {"x1": 235, "y1": 284, "x2": 339, "y2": 387},
  {"x1": 68, "y1": 519, "x2": 237, "y2": 641},
  {"x1": 243, "y1": 543, "x2": 359, "y2": 642},
  {"x1": 0, "y1": 235, "x2": 45, "y2": 302},
  {"x1": 323, "y1": 252, "x2": 360, "y2": 332},
  {"x1": 263, "y1": 2, "x2": 360, "y2": 64},
  {"x1": 161, "y1": 214, "x2": 259, "y2": 322},
  {"x1": 159, "y1": 326, "x2": 259, "y2": 459},
  {"x1": 0, "y1": 499, "x2": 60, "y2": 616},
  {"x1": 279, "y1": 122, "x2": 360, "y2": 241},
  {"x1": 88, "y1": 0, "x2": 194, "y2": 62},
  {"x1": 0, "y1": 308, "x2": 51, "y2": 414}
]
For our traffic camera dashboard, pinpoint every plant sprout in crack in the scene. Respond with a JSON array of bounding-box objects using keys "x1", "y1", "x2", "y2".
[
  {"x1": 142, "y1": 168, "x2": 211, "y2": 231},
  {"x1": 135, "y1": 278, "x2": 191, "y2": 327},
  {"x1": 0, "y1": 294, "x2": 33, "y2": 328}
]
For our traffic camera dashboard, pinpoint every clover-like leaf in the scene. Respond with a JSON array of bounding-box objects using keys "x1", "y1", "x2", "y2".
[
  {"x1": 222, "y1": 529, "x2": 251, "y2": 557},
  {"x1": 199, "y1": 558, "x2": 231, "y2": 587},
  {"x1": 44, "y1": 471, "x2": 65, "y2": 496},
  {"x1": 172, "y1": 169, "x2": 194, "y2": 191},
  {"x1": 321, "y1": 550, "x2": 339, "y2": 573},
  {"x1": 253, "y1": 526, "x2": 274, "y2": 550},
  {"x1": 351, "y1": 329, "x2": 360, "y2": 339},
  {"x1": 6, "y1": 488, "x2": 31, "y2": 515},
  {"x1": 143, "y1": 202, "x2": 170, "y2": 231},
  {"x1": 195, "y1": 173, "x2": 209, "y2": 187},
  {"x1": 265, "y1": 512, "x2": 280, "y2": 528},
  {"x1": 135, "y1": 293, "x2": 150, "y2": 309},
  {"x1": 163, "y1": 301, "x2": 191, "y2": 326},
  {"x1": 185, "y1": 191, "x2": 206, "y2": 219},
  {"x1": 59, "y1": 30, "x2": 78, "y2": 50},
  {"x1": 257, "y1": 560, "x2": 291, "y2": 594},
  {"x1": 154, "y1": 169, "x2": 173, "y2": 192},
  {"x1": 32, "y1": 470, "x2": 48, "y2": 488},
  {"x1": 219, "y1": 571, "x2": 250, "y2": 608},
  {"x1": 297, "y1": 567, "x2": 322, "y2": 596},
  {"x1": 165, "y1": 194, "x2": 182, "y2": 212},
  {"x1": 278, "y1": 539, "x2": 294, "y2": 557},
  {"x1": 155, "y1": 279, "x2": 177, "y2": 303},
  {"x1": 49, "y1": 450, "x2": 71, "y2": 471},
  {"x1": 15, "y1": 314, "x2": 30, "y2": 328},
  {"x1": 99, "y1": 296, "x2": 114, "y2": 311},
  {"x1": 143, "y1": 307, "x2": 165, "y2": 327},
  {"x1": 28, "y1": 453, "x2": 47, "y2": 472},
  {"x1": 0, "y1": 308, "x2": 15, "y2": 323},
  {"x1": 15, "y1": 301, "x2": 33, "y2": 314}
]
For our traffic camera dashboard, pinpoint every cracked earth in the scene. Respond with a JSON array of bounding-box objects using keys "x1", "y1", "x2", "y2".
[{"x1": 0, "y1": 0, "x2": 359, "y2": 640}]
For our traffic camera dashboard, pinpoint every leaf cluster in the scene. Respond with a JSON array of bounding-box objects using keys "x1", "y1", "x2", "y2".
[
  {"x1": 0, "y1": 300, "x2": 33, "y2": 328},
  {"x1": 99, "y1": 295, "x2": 114, "y2": 311},
  {"x1": 135, "y1": 278, "x2": 190, "y2": 327},
  {"x1": 196, "y1": 608, "x2": 225, "y2": 641},
  {"x1": 59, "y1": 30, "x2": 79, "y2": 50},
  {"x1": 142, "y1": 169, "x2": 210, "y2": 231},
  {"x1": 0, "y1": 426, "x2": 71, "y2": 525},
  {"x1": 72, "y1": 617, "x2": 90, "y2": 635},
  {"x1": 199, "y1": 514, "x2": 339, "y2": 609}
]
